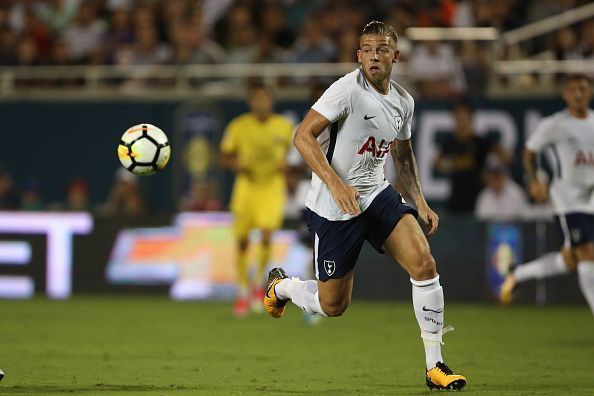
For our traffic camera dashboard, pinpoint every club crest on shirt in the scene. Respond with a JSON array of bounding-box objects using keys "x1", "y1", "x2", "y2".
[
  {"x1": 324, "y1": 260, "x2": 336, "y2": 276},
  {"x1": 395, "y1": 115, "x2": 403, "y2": 130}
]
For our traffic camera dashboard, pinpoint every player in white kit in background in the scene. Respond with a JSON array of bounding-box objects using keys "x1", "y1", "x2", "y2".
[
  {"x1": 500, "y1": 74, "x2": 594, "y2": 315},
  {"x1": 263, "y1": 21, "x2": 466, "y2": 390}
]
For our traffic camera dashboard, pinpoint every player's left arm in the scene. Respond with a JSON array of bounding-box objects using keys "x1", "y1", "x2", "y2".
[{"x1": 391, "y1": 138, "x2": 439, "y2": 236}]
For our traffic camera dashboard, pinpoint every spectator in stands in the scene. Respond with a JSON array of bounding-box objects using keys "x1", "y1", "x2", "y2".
[
  {"x1": 21, "y1": 7, "x2": 52, "y2": 60},
  {"x1": 178, "y1": 179, "x2": 223, "y2": 212},
  {"x1": 14, "y1": 36, "x2": 39, "y2": 66},
  {"x1": 580, "y1": 18, "x2": 594, "y2": 60},
  {"x1": 474, "y1": 155, "x2": 529, "y2": 222},
  {"x1": 251, "y1": 32, "x2": 284, "y2": 64},
  {"x1": 187, "y1": 20, "x2": 227, "y2": 65},
  {"x1": 62, "y1": 2, "x2": 106, "y2": 64},
  {"x1": 119, "y1": 22, "x2": 171, "y2": 65},
  {"x1": 167, "y1": 16, "x2": 226, "y2": 66},
  {"x1": 225, "y1": 22, "x2": 257, "y2": 64},
  {"x1": 416, "y1": 0, "x2": 455, "y2": 28},
  {"x1": 452, "y1": 0, "x2": 474, "y2": 27},
  {"x1": 64, "y1": 178, "x2": 90, "y2": 212},
  {"x1": 102, "y1": 6, "x2": 133, "y2": 61},
  {"x1": 100, "y1": 169, "x2": 146, "y2": 217},
  {"x1": 0, "y1": 168, "x2": 19, "y2": 209},
  {"x1": 458, "y1": 40, "x2": 489, "y2": 95},
  {"x1": 214, "y1": 4, "x2": 253, "y2": 51},
  {"x1": 386, "y1": 4, "x2": 415, "y2": 60},
  {"x1": 0, "y1": 28, "x2": 18, "y2": 65},
  {"x1": 526, "y1": 0, "x2": 579, "y2": 24},
  {"x1": 553, "y1": 26, "x2": 582, "y2": 61},
  {"x1": 408, "y1": 39, "x2": 466, "y2": 97},
  {"x1": 260, "y1": 5, "x2": 295, "y2": 49},
  {"x1": 488, "y1": 0, "x2": 522, "y2": 32},
  {"x1": 434, "y1": 101, "x2": 511, "y2": 213},
  {"x1": 288, "y1": 17, "x2": 336, "y2": 63},
  {"x1": 20, "y1": 178, "x2": 44, "y2": 211},
  {"x1": 37, "y1": 0, "x2": 80, "y2": 33},
  {"x1": 335, "y1": 29, "x2": 359, "y2": 63}
]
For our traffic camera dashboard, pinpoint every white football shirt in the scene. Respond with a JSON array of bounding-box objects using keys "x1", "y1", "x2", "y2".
[
  {"x1": 526, "y1": 109, "x2": 594, "y2": 214},
  {"x1": 306, "y1": 68, "x2": 414, "y2": 220}
]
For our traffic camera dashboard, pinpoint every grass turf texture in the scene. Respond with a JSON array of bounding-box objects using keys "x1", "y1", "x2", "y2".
[{"x1": 0, "y1": 297, "x2": 592, "y2": 395}]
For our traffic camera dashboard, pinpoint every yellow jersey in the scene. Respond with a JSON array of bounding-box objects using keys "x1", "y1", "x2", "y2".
[
  {"x1": 220, "y1": 112, "x2": 294, "y2": 235},
  {"x1": 220, "y1": 113, "x2": 293, "y2": 184}
]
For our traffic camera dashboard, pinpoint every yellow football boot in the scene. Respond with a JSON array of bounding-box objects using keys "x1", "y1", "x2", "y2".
[
  {"x1": 426, "y1": 361, "x2": 467, "y2": 391},
  {"x1": 499, "y1": 273, "x2": 516, "y2": 305},
  {"x1": 264, "y1": 268, "x2": 289, "y2": 318}
]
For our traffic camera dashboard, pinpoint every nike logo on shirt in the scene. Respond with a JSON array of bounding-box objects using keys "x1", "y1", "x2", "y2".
[{"x1": 364, "y1": 115, "x2": 377, "y2": 120}]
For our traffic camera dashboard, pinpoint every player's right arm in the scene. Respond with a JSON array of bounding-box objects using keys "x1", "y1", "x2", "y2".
[
  {"x1": 524, "y1": 116, "x2": 557, "y2": 202},
  {"x1": 293, "y1": 109, "x2": 361, "y2": 216},
  {"x1": 523, "y1": 148, "x2": 548, "y2": 202}
]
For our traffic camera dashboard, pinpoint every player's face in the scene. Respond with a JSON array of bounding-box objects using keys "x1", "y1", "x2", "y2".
[
  {"x1": 248, "y1": 89, "x2": 274, "y2": 117},
  {"x1": 357, "y1": 34, "x2": 399, "y2": 86},
  {"x1": 562, "y1": 79, "x2": 592, "y2": 113}
]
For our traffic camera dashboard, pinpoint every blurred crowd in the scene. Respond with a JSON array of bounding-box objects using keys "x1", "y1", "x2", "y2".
[
  {"x1": 0, "y1": 0, "x2": 593, "y2": 95},
  {"x1": 0, "y1": 166, "x2": 224, "y2": 216}
]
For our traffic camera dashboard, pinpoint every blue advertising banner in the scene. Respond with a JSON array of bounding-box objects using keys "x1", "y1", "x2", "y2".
[{"x1": 486, "y1": 223, "x2": 522, "y2": 300}]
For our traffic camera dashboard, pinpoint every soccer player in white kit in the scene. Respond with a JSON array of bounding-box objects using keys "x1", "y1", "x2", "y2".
[
  {"x1": 263, "y1": 21, "x2": 466, "y2": 390},
  {"x1": 500, "y1": 74, "x2": 594, "y2": 315}
]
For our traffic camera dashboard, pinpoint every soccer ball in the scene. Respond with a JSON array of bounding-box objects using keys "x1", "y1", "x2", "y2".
[{"x1": 117, "y1": 124, "x2": 171, "y2": 176}]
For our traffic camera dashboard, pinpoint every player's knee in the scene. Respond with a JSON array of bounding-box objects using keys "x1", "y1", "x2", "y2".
[
  {"x1": 410, "y1": 253, "x2": 437, "y2": 281},
  {"x1": 574, "y1": 243, "x2": 594, "y2": 262},
  {"x1": 319, "y1": 297, "x2": 349, "y2": 317},
  {"x1": 321, "y1": 302, "x2": 348, "y2": 317},
  {"x1": 261, "y1": 231, "x2": 272, "y2": 246},
  {"x1": 238, "y1": 239, "x2": 249, "y2": 251}
]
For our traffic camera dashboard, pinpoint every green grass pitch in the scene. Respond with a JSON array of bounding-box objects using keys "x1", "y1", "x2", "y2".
[{"x1": 0, "y1": 297, "x2": 592, "y2": 395}]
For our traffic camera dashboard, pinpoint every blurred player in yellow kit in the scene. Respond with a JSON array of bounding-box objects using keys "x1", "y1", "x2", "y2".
[{"x1": 220, "y1": 83, "x2": 294, "y2": 317}]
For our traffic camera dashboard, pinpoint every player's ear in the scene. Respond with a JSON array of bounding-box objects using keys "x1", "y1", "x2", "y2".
[
  {"x1": 357, "y1": 49, "x2": 362, "y2": 63},
  {"x1": 393, "y1": 50, "x2": 400, "y2": 63}
]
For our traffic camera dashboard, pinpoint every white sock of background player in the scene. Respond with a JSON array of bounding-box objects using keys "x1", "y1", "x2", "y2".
[
  {"x1": 577, "y1": 261, "x2": 594, "y2": 314},
  {"x1": 513, "y1": 252, "x2": 568, "y2": 282}
]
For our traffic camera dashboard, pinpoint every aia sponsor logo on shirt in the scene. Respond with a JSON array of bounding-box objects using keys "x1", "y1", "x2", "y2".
[
  {"x1": 574, "y1": 149, "x2": 594, "y2": 166},
  {"x1": 357, "y1": 136, "x2": 392, "y2": 158}
]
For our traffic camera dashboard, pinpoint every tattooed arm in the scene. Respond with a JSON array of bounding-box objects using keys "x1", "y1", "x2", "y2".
[{"x1": 391, "y1": 138, "x2": 439, "y2": 236}]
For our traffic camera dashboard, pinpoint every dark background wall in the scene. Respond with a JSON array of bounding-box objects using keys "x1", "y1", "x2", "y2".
[{"x1": 0, "y1": 97, "x2": 568, "y2": 210}]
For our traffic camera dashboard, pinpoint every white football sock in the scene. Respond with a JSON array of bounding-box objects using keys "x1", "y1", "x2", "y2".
[
  {"x1": 275, "y1": 278, "x2": 327, "y2": 316},
  {"x1": 514, "y1": 252, "x2": 567, "y2": 283},
  {"x1": 411, "y1": 275, "x2": 444, "y2": 370},
  {"x1": 577, "y1": 261, "x2": 594, "y2": 315}
]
